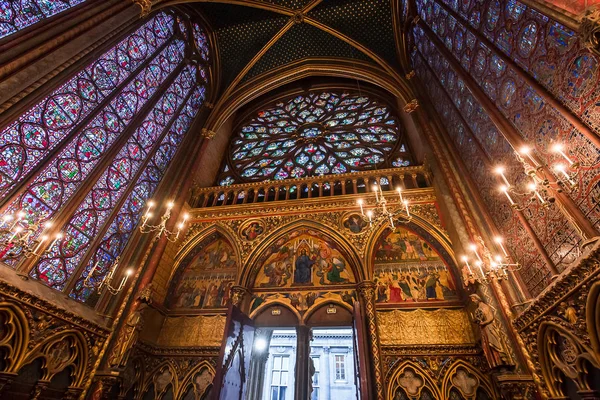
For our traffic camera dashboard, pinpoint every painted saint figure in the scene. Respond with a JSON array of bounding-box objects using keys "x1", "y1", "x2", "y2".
[
  {"x1": 294, "y1": 248, "x2": 315, "y2": 285},
  {"x1": 469, "y1": 294, "x2": 513, "y2": 369}
]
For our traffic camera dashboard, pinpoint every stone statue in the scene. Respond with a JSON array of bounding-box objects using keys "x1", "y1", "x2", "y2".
[
  {"x1": 469, "y1": 294, "x2": 512, "y2": 369},
  {"x1": 108, "y1": 303, "x2": 148, "y2": 369}
]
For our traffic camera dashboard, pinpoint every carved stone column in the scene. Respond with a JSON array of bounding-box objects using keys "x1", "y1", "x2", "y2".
[{"x1": 357, "y1": 281, "x2": 385, "y2": 400}]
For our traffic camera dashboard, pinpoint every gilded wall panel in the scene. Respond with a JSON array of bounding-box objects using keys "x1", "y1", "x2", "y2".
[
  {"x1": 157, "y1": 315, "x2": 226, "y2": 347},
  {"x1": 378, "y1": 308, "x2": 476, "y2": 346}
]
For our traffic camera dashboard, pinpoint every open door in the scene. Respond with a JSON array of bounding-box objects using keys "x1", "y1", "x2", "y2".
[
  {"x1": 212, "y1": 304, "x2": 255, "y2": 400},
  {"x1": 353, "y1": 300, "x2": 371, "y2": 400}
]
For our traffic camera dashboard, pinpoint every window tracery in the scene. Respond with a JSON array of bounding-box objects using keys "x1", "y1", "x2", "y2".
[
  {"x1": 218, "y1": 91, "x2": 412, "y2": 185},
  {"x1": 0, "y1": 10, "x2": 210, "y2": 299},
  {"x1": 0, "y1": 0, "x2": 87, "y2": 40}
]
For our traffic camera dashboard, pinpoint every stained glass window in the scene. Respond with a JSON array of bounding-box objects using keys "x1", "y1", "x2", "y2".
[
  {"x1": 218, "y1": 91, "x2": 412, "y2": 185},
  {"x1": 0, "y1": 0, "x2": 87, "y2": 40},
  {"x1": 0, "y1": 10, "x2": 210, "y2": 300}
]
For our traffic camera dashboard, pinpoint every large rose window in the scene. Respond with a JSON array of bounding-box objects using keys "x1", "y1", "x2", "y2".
[{"x1": 218, "y1": 91, "x2": 412, "y2": 185}]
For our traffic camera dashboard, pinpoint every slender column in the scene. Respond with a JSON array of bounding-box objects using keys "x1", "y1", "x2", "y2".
[
  {"x1": 418, "y1": 20, "x2": 599, "y2": 241},
  {"x1": 357, "y1": 281, "x2": 385, "y2": 400},
  {"x1": 321, "y1": 346, "x2": 331, "y2": 400},
  {"x1": 430, "y1": 0, "x2": 600, "y2": 149},
  {"x1": 295, "y1": 325, "x2": 310, "y2": 400}
]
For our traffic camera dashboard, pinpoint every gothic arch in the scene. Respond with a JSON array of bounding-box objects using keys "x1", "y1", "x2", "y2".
[
  {"x1": 139, "y1": 361, "x2": 178, "y2": 400},
  {"x1": 201, "y1": 59, "x2": 415, "y2": 134},
  {"x1": 441, "y1": 360, "x2": 496, "y2": 400},
  {"x1": 20, "y1": 329, "x2": 88, "y2": 387},
  {"x1": 537, "y1": 321, "x2": 600, "y2": 397},
  {"x1": 174, "y1": 223, "x2": 241, "y2": 276},
  {"x1": 240, "y1": 218, "x2": 365, "y2": 288},
  {"x1": 249, "y1": 300, "x2": 302, "y2": 324},
  {"x1": 178, "y1": 360, "x2": 215, "y2": 399},
  {"x1": 301, "y1": 298, "x2": 353, "y2": 326},
  {"x1": 586, "y1": 280, "x2": 600, "y2": 357},
  {"x1": 0, "y1": 302, "x2": 29, "y2": 373},
  {"x1": 386, "y1": 360, "x2": 442, "y2": 400},
  {"x1": 119, "y1": 356, "x2": 145, "y2": 399},
  {"x1": 364, "y1": 215, "x2": 456, "y2": 276}
]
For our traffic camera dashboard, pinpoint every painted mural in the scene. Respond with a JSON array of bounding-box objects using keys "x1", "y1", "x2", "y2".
[
  {"x1": 168, "y1": 234, "x2": 237, "y2": 310},
  {"x1": 374, "y1": 227, "x2": 458, "y2": 304},
  {"x1": 253, "y1": 229, "x2": 355, "y2": 288},
  {"x1": 250, "y1": 290, "x2": 357, "y2": 315}
]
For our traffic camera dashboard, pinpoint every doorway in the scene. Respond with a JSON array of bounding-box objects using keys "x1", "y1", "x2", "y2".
[{"x1": 248, "y1": 326, "x2": 359, "y2": 400}]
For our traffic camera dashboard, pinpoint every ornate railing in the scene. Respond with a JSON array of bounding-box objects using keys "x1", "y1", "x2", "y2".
[{"x1": 190, "y1": 165, "x2": 432, "y2": 208}]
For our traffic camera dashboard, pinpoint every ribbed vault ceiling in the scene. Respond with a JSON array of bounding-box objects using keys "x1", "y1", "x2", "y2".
[{"x1": 191, "y1": 0, "x2": 404, "y2": 97}]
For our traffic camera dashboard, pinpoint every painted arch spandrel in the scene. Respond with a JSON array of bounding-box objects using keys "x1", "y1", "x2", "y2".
[{"x1": 373, "y1": 226, "x2": 459, "y2": 305}]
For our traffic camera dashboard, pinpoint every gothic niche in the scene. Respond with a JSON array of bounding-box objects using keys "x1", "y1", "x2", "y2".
[{"x1": 166, "y1": 233, "x2": 238, "y2": 310}]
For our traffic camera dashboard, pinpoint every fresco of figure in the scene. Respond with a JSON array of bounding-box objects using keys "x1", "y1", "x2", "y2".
[{"x1": 294, "y1": 248, "x2": 315, "y2": 285}]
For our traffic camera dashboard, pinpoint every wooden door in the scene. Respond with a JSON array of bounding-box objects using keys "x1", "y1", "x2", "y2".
[
  {"x1": 212, "y1": 305, "x2": 255, "y2": 400},
  {"x1": 353, "y1": 300, "x2": 371, "y2": 400}
]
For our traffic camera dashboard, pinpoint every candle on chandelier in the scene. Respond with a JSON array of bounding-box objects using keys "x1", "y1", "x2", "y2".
[
  {"x1": 143, "y1": 200, "x2": 155, "y2": 225},
  {"x1": 494, "y1": 166, "x2": 511, "y2": 187},
  {"x1": 372, "y1": 185, "x2": 379, "y2": 202},
  {"x1": 499, "y1": 185, "x2": 515, "y2": 205},
  {"x1": 88, "y1": 260, "x2": 100, "y2": 277},
  {"x1": 527, "y1": 183, "x2": 546, "y2": 205},
  {"x1": 357, "y1": 199, "x2": 365, "y2": 216},
  {"x1": 118, "y1": 268, "x2": 133, "y2": 291},
  {"x1": 8, "y1": 226, "x2": 23, "y2": 243},
  {"x1": 519, "y1": 146, "x2": 541, "y2": 168},
  {"x1": 166, "y1": 200, "x2": 175, "y2": 211},
  {"x1": 469, "y1": 243, "x2": 483, "y2": 263},
  {"x1": 366, "y1": 210, "x2": 373, "y2": 223},
  {"x1": 475, "y1": 260, "x2": 485, "y2": 278},
  {"x1": 11, "y1": 210, "x2": 26, "y2": 230},
  {"x1": 33, "y1": 235, "x2": 48, "y2": 253},
  {"x1": 403, "y1": 199, "x2": 410, "y2": 217},
  {"x1": 396, "y1": 187, "x2": 404, "y2": 203},
  {"x1": 551, "y1": 143, "x2": 574, "y2": 166},
  {"x1": 461, "y1": 255, "x2": 473, "y2": 275},
  {"x1": 48, "y1": 232, "x2": 63, "y2": 250},
  {"x1": 554, "y1": 164, "x2": 576, "y2": 186},
  {"x1": 494, "y1": 236, "x2": 509, "y2": 257}
]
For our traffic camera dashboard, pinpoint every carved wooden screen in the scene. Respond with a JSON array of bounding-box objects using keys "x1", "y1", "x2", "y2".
[{"x1": 212, "y1": 305, "x2": 255, "y2": 400}]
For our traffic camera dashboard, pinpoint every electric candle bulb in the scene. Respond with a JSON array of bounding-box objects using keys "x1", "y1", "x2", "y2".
[
  {"x1": 167, "y1": 201, "x2": 175, "y2": 209},
  {"x1": 519, "y1": 145, "x2": 540, "y2": 167},
  {"x1": 552, "y1": 143, "x2": 574, "y2": 166}
]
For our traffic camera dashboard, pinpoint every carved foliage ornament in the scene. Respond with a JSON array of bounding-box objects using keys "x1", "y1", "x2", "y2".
[{"x1": 580, "y1": 7, "x2": 600, "y2": 57}]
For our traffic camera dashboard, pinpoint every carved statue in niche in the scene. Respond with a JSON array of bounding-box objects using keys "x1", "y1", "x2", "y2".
[
  {"x1": 108, "y1": 302, "x2": 148, "y2": 369},
  {"x1": 469, "y1": 294, "x2": 513, "y2": 369}
]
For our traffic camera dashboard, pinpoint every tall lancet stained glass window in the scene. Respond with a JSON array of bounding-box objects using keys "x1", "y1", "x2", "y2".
[
  {"x1": 0, "y1": 0, "x2": 88, "y2": 40},
  {"x1": 0, "y1": 9, "x2": 210, "y2": 303},
  {"x1": 217, "y1": 91, "x2": 412, "y2": 186}
]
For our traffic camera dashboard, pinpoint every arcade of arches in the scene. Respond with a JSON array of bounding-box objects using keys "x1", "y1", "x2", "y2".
[{"x1": 0, "y1": 1, "x2": 600, "y2": 399}]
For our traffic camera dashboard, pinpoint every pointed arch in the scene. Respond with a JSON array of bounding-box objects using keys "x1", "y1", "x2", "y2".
[
  {"x1": 364, "y1": 214, "x2": 455, "y2": 275},
  {"x1": 20, "y1": 329, "x2": 88, "y2": 387},
  {"x1": 386, "y1": 359, "x2": 442, "y2": 400},
  {"x1": 140, "y1": 360, "x2": 178, "y2": 400},
  {"x1": 0, "y1": 302, "x2": 30, "y2": 373},
  {"x1": 301, "y1": 298, "x2": 353, "y2": 326},
  {"x1": 441, "y1": 359, "x2": 496, "y2": 400},
  {"x1": 249, "y1": 300, "x2": 302, "y2": 324},
  {"x1": 586, "y1": 280, "x2": 600, "y2": 356},
  {"x1": 165, "y1": 223, "x2": 241, "y2": 309},
  {"x1": 538, "y1": 321, "x2": 600, "y2": 398},
  {"x1": 240, "y1": 218, "x2": 365, "y2": 288},
  {"x1": 178, "y1": 360, "x2": 215, "y2": 400}
]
